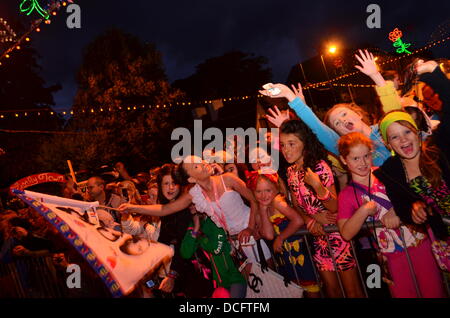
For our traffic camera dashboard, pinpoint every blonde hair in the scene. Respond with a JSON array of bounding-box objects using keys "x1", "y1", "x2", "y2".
[{"x1": 324, "y1": 103, "x2": 371, "y2": 128}]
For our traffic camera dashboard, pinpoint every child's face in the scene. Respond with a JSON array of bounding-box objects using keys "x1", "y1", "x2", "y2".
[
  {"x1": 254, "y1": 178, "x2": 278, "y2": 207},
  {"x1": 387, "y1": 122, "x2": 420, "y2": 160},
  {"x1": 184, "y1": 155, "x2": 213, "y2": 182},
  {"x1": 328, "y1": 107, "x2": 364, "y2": 136},
  {"x1": 280, "y1": 133, "x2": 304, "y2": 165},
  {"x1": 161, "y1": 175, "x2": 180, "y2": 201},
  {"x1": 343, "y1": 144, "x2": 372, "y2": 178},
  {"x1": 124, "y1": 239, "x2": 149, "y2": 256}
]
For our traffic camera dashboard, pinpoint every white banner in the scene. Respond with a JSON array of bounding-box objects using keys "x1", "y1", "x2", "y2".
[
  {"x1": 246, "y1": 263, "x2": 304, "y2": 298},
  {"x1": 15, "y1": 190, "x2": 173, "y2": 297}
]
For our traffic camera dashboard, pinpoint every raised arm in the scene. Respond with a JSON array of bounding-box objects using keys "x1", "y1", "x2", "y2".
[
  {"x1": 354, "y1": 49, "x2": 402, "y2": 113},
  {"x1": 260, "y1": 83, "x2": 340, "y2": 156},
  {"x1": 118, "y1": 192, "x2": 192, "y2": 217}
]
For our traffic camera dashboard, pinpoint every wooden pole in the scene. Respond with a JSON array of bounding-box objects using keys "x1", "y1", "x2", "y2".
[{"x1": 67, "y1": 160, "x2": 77, "y2": 184}]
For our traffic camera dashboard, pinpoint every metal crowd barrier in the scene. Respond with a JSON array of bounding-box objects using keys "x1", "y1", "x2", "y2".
[
  {"x1": 0, "y1": 256, "x2": 66, "y2": 298},
  {"x1": 268, "y1": 216, "x2": 450, "y2": 298},
  {"x1": 1, "y1": 216, "x2": 448, "y2": 298},
  {"x1": 0, "y1": 256, "x2": 111, "y2": 298}
]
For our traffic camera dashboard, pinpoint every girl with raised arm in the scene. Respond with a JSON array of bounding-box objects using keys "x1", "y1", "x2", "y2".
[
  {"x1": 262, "y1": 50, "x2": 402, "y2": 167},
  {"x1": 118, "y1": 156, "x2": 272, "y2": 271}
]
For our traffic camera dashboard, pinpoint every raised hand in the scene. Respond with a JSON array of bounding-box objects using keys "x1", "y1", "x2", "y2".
[
  {"x1": 415, "y1": 60, "x2": 439, "y2": 75},
  {"x1": 354, "y1": 49, "x2": 378, "y2": 77},
  {"x1": 291, "y1": 83, "x2": 306, "y2": 103},
  {"x1": 266, "y1": 106, "x2": 290, "y2": 127},
  {"x1": 259, "y1": 83, "x2": 296, "y2": 102}
]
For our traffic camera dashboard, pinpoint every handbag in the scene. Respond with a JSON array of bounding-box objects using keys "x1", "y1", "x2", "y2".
[{"x1": 427, "y1": 226, "x2": 450, "y2": 272}]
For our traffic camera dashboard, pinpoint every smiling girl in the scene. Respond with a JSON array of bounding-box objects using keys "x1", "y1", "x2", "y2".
[
  {"x1": 261, "y1": 50, "x2": 398, "y2": 167},
  {"x1": 336, "y1": 132, "x2": 445, "y2": 297},
  {"x1": 247, "y1": 172, "x2": 320, "y2": 297},
  {"x1": 280, "y1": 119, "x2": 364, "y2": 298}
]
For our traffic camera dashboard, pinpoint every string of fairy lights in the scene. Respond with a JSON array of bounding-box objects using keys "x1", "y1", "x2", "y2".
[
  {"x1": 302, "y1": 35, "x2": 450, "y2": 90},
  {"x1": 0, "y1": 3, "x2": 448, "y2": 119},
  {"x1": 0, "y1": 1, "x2": 73, "y2": 63},
  {"x1": 0, "y1": 95, "x2": 259, "y2": 119}
]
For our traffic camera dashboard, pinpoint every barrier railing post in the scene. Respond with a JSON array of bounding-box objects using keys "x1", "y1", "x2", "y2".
[
  {"x1": 303, "y1": 234, "x2": 325, "y2": 298},
  {"x1": 325, "y1": 234, "x2": 346, "y2": 298},
  {"x1": 350, "y1": 240, "x2": 369, "y2": 298},
  {"x1": 398, "y1": 227, "x2": 422, "y2": 298}
]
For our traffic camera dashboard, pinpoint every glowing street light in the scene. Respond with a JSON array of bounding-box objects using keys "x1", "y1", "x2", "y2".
[{"x1": 328, "y1": 45, "x2": 337, "y2": 54}]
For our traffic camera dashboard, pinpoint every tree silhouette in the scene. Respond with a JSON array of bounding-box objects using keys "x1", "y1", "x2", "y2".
[
  {"x1": 36, "y1": 28, "x2": 183, "y2": 174},
  {"x1": 173, "y1": 51, "x2": 272, "y2": 100},
  {"x1": 0, "y1": 41, "x2": 62, "y2": 188}
]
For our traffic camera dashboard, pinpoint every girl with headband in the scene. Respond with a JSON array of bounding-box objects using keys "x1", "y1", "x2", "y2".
[
  {"x1": 337, "y1": 132, "x2": 444, "y2": 297},
  {"x1": 373, "y1": 109, "x2": 449, "y2": 275},
  {"x1": 261, "y1": 50, "x2": 400, "y2": 167}
]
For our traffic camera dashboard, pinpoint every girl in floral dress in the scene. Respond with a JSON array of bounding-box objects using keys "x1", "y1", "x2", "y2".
[{"x1": 280, "y1": 119, "x2": 364, "y2": 298}]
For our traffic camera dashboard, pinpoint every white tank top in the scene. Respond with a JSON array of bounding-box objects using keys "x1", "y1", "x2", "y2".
[{"x1": 189, "y1": 175, "x2": 250, "y2": 236}]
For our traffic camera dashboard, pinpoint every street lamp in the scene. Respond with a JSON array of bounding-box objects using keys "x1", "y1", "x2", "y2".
[
  {"x1": 320, "y1": 44, "x2": 338, "y2": 103},
  {"x1": 324, "y1": 44, "x2": 356, "y2": 104}
]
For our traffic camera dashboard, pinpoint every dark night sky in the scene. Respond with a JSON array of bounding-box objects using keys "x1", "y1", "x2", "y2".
[{"x1": 1, "y1": 0, "x2": 449, "y2": 111}]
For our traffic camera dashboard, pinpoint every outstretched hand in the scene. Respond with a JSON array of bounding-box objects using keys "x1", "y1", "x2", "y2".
[
  {"x1": 118, "y1": 203, "x2": 135, "y2": 214},
  {"x1": 259, "y1": 83, "x2": 296, "y2": 102},
  {"x1": 291, "y1": 83, "x2": 306, "y2": 103},
  {"x1": 354, "y1": 49, "x2": 378, "y2": 77},
  {"x1": 266, "y1": 106, "x2": 290, "y2": 127},
  {"x1": 415, "y1": 60, "x2": 439, "y2": 75}
]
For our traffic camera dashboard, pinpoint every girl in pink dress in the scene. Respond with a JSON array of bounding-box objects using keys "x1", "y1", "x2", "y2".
[
  {"x1": 336, "y1": 132, "x2": 446, "y2": 298},
  {"x1": 280, "y1": 119, "x2": 363, "y2": 298}
]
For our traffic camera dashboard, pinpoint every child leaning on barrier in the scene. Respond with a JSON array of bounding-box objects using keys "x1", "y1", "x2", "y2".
[
  {"x1": 337, "y1": 132, "x2": 446, "y2": 298},
  {"x1": 279, "y1": 119, "x2": 364, "y2": 298},
  {"x1": 180, "y1": 205, "x2": 246, "y2": 298},
  {"x1": 246, "y1": 171, "x2": 320, "y2": 298}
]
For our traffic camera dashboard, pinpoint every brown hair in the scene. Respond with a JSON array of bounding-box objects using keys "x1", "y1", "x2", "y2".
[
  {"x1": 338, "y1": 132, "x2": 374, "y2": 159},
  {"x1": 324, "y1": 103, "x2": 371, "y2": 129},
  {"x1": 388, "y1": 120, "x2": 442, "y2": 188}
]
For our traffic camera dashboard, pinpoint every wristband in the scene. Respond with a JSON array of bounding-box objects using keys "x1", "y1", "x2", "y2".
[{"x1": 191, "y1": 231, "x2": 200, "y2": 237}]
